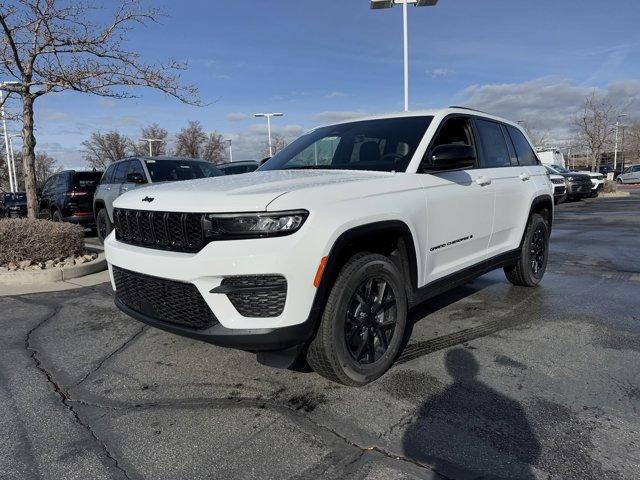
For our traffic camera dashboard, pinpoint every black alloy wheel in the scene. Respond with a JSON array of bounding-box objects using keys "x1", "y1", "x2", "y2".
[{"x1": 345, "y1": 277, "x2": 397, "y2": 365}]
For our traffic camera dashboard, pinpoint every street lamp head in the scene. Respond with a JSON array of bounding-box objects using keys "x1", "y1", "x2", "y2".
[
  {"x1": 272, "y1": 113, "x2": 284, "y2": 117},
  {"x1": 618, "y1": 113, "x2": 629, "y2": 118},
  {"x1": 415, "y1": 0, "x2": 438, "y2": 6},
  {"x1": 254, "y1": 113, "x2": 266, "y2": 118},
  {"x1": 370, "y1": 0, "x2": 394, "y2": 9}
]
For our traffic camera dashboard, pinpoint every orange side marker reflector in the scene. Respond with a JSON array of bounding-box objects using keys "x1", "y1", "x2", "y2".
[{"x1": 313, "y1": 256, "x2": 328, "y2": 288}]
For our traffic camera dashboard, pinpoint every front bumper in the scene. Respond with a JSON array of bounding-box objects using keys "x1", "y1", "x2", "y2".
[
  {"x1": 105, "y1": 226, "x2": 323, "y2": 343},
  {"x1": 115, "y1": 296, "x2": 315, "y2": 351},
  {"x1": 566, "y1": 181, "x2": 592, "y2": 197}
]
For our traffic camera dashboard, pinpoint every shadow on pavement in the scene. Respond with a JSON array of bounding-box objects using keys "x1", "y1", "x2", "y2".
[{"x1": 402, "y1": 348, "x2": 540, "y2": 479}]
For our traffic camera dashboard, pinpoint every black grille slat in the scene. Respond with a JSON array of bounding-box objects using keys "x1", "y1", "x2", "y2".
[
  {"x1": 113, "y1": 266, "x2": 217, "y2": 329},
  {"x1": 114, "y1": 208, "x2": 207, "y2": 253},
  {"x1": 221, "y1": 275, "x2": 287, "y2": 317}
]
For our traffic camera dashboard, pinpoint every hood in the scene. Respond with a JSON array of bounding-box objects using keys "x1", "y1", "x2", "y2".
[
  {"x1": 577, "y1": 170, "x2": 603, "y2": 178},
  {"x1": 558, "y1": 172, "x2": 591, "y2": 180},
  {"x1": 113, "y1": 169, "x2": 393, "y2": 212}
]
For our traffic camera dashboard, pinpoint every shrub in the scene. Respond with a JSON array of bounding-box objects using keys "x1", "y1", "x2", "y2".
[
  {"x1": 603, "y1": 180, "x2": 618, "y2": 194},
  {"x1": 0, "y1": 218, "x2": 85, "y2": 265}
]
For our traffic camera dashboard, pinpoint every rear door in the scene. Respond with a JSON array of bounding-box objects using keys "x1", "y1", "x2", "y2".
[
  {"x1": 420, "y1": 115, "x2": 495, "y2": 281},
  {"x1": 474, "y1": 119, "x2": 533, "y2": 257}
]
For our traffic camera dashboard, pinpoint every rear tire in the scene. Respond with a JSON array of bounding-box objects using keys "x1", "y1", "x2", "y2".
[
  {"x1": 504, "y1": 213, "x2": 549, "y2": 287},
  {"x1": 96, "y1": 208, "x2": 112, "y2": 244},
  {"x1": 306, "y1": 253, "x2": 407, "y2": 386}
]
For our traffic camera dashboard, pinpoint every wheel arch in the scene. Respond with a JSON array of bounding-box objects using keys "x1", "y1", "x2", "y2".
[
  {"x1": 309, "y1": 220, "x2": 419, "y2": 329},
  {"x1": 528, "y1": 194, "x2": 554, "y2": 230}
]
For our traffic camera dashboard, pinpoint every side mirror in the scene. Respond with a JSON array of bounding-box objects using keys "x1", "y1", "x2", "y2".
[
  {"x1": 423, "y1": 144, "x2": 476, "y2": 171},
  {"x1": 126, "y1": 172, "x2": 146, "y2": 184}
]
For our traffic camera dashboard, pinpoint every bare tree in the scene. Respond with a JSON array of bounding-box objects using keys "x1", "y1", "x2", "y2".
[
  {"x1": 623, "y1": 122, "x2": 640, "y2": 167},
  {"x1": 0, "y1": 0, "x2": 200, "y2": 218},
  {"x1": 573, "y1": 92, "x2": 617, "y2": 172},
  {"x1": 81, "y1": 131, "x2": 132, "y2": 169},
  {"x1": 132, "y1": 123, "x2": 169, "y2": 156},
  {"x1": 0, "y1": 149, "x2": 57, "y2": 190},
  {"x1": 33, "y1": 151, "x2": 59, "y2": 189},
  {"x1": 175, "y1": 121, "x2": 206, "y2": 158},
  {"x1": 262, "y1": 134, "x2": 288, "y2": 158},
  {"x1": 202, "y1": 131, "x2": 225, "y2": 164}
]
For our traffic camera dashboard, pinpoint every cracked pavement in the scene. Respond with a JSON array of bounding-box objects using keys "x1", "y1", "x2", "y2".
[{"x1": 1, "y1": 192, "x2": 640, "y2": 479}]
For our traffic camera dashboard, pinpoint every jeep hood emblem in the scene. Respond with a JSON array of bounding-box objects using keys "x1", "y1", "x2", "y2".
[{"x1": 142, "y1": 196, "x2": 154, "y2": 203}]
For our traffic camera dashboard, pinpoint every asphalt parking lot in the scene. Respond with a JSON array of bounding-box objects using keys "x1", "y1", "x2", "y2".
[{"x1": 2, "y1": 192, "x2": 639, "y2": 480}]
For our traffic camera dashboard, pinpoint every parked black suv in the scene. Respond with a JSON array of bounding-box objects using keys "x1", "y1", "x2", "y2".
[
  {"x1": 544, "y1": 165, "x2": 592, "y2": 200},
  {"x1": 0, "y1": 192, "x2": 28, "y2": 218},
  {"x1": 38, "y1": 170, "x2": 103, "y2": 227}
]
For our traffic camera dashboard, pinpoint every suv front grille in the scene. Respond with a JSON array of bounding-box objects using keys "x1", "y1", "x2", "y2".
[
  {"x1": 114, "y1": 208, "x2": 206, "y2": 253},
  {"x1": 219, "y1": 275, "x2": 287, "y2": 317},
  {"x1": 113, "y1": 266, "x2": 217, "y2": 329}
]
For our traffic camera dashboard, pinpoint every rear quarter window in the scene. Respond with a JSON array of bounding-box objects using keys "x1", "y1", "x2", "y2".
[{"x1": 507, "y1": 126, "x2": 539, "y2": 166}]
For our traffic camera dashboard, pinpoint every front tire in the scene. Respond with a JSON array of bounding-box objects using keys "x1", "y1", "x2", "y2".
[
  {"x1": 306, "y1": 253, "x2": 407, "y2": 386},
  {"x1": 96, "y1": 208, "x2": 112, "y2": 244},
  {"x1": 504, "y1": 213, "x2": 549, "y2": 287}
]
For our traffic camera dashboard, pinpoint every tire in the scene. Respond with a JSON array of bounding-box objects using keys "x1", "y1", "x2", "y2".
[
  {"x1": 504, "y1": 213, "x2": 549, "y2": 287},
  {"x1": 51, "y1": 209, "x2": 62, "y2": 222},
  {"x1": 306, "y1": 253, "x2": 408, "y2": 386},
  {"x1": 616, "y1": 178, "x2": 623, "y2": 184},
  {"x1": 96, "y1": 208, "x2": 112, "y2": 244}
]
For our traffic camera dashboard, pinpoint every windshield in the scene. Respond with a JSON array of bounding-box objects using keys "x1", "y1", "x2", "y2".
[
  {"x1": 73, "y1": 172, "x2": 103, "y2": 189},
  {"x1": 260, "y1": 116, "x2": 433, "y2": 173},
  {"x1": 3, "y1": 192, "x2": 26, "y2": 202},
  {"x1": 145, "y1": 159, "x2": 222, "y2": 182}
]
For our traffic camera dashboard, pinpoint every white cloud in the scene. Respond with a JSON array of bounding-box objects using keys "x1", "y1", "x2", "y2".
[
  {"x1": 313, "y1": 110, "x2": 367, "y2": 124},
  {"x1": 458, "y1": 77, "x2": 640, "y2": 142},
  {"x1": 226, "y1": 112, "x2": 248, "y2": 122},
  {"x1": 427, "y1": 68, "x2": 454, "y2": 78},
  {"x1": 325, "y1": 91, "x2": 347, "y2": 99}
]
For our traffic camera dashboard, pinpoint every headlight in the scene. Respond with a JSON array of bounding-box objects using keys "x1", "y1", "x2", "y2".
[{"x1": 204, "y1": 210, "x2": 308, "y2": 239}]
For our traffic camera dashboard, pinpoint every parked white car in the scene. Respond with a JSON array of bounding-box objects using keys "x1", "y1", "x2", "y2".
[
  {"x1": 104, "y1": 107, "x2": 554, "y2": 385},
  {"x1": 617, "y1": 165, "x2": 640, "y2": 184},
  {"x1": 549, "y1": 174, "x2": 567, "y2": 204}
]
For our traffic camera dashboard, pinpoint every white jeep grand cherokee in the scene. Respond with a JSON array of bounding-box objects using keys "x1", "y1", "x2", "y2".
[{"x1": 105, "y1": 107, "x2": 553, "y2": 386}]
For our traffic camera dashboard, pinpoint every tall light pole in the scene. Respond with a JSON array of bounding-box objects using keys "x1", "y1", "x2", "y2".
[
  {"x1": 8, "y1": 133, "x2": 21, "y2": 191},
  {"x1": 613, "y1": 113, "x2": 628, "y2": 170},
  {"x1": 139, "y1": 138, "x2": 163, "y2": 156},
  {"x1": 254, "y1": 113, "x2": 283, "y2": 157},
  {"x1": 0, "y1": 90, "x2": 14, "y2": 192},
  {"x1": 225, "y1": 139, "x2": 233, "y2": 162},
  {"x1": 370, "y1": 0, "x2": 439, "y2": 112}
]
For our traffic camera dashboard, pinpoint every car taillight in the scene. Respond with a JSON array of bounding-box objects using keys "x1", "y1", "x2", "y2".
[{"x1": 65, "y1": 191, "x2": 88, "y2": 197}]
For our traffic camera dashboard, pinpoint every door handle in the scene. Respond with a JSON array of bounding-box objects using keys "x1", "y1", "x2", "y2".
[
  {"x1": 475, "y1": 176, "x2": 491, "y2": 186},
  {"x1": 519, "y1": 173, "x2": 531, "y2": 181}
]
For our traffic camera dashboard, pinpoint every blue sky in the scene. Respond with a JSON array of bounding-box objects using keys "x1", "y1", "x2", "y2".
[{"x1": 18, "y1": 0, "x2": 640, "y2": 167}]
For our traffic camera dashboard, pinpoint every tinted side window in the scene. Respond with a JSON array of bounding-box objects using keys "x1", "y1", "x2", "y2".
[
  {"x1": 127, "y1": 160, "x2": 146, "y2": 179},
  {"x1": 507, "y1": 126, "x2": 538, "y2": 166},
  {"x1": 55, "y1": 173, "x2": 68, "y2": 191},
  {"x1": 475, "y1": 119, "x2": 510, "y2": 168},
  {"x1": 42, "y1": 177, "x2": 55, "y2": 194},
  {"x1": 112, "y1": 161, "x2": 130, "y2": 184},
  {"x1": 101, "y1": 164, "x2": 116, "y2": 184}
]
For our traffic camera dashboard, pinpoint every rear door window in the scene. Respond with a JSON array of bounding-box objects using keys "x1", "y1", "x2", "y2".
[
  {"x1": 475, "y1": 119, "x2": 511, "y2": 168},
  {"x1": 101, "y1": 164, "x2": 116, "y2": 184},
  {"x1": 112, "y1": 161, "x2": 130, "y2": 184},
  {"x1": 507, "y1": 126, "x2": 539, "y2": 166}
]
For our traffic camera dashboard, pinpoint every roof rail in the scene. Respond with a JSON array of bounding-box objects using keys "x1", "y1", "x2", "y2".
[{"x1": 448, "y1": 105, "x2": 489, "y2": 114}]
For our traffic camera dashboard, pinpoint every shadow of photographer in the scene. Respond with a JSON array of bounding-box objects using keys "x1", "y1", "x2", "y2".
[{"x1": 402, "y1": 348, "x2": 540, "y2": 479}]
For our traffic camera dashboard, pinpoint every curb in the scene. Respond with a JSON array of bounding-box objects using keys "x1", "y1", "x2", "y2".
[{"x1": 0, "y1": 248, "x2": 107, "y2": 286}]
